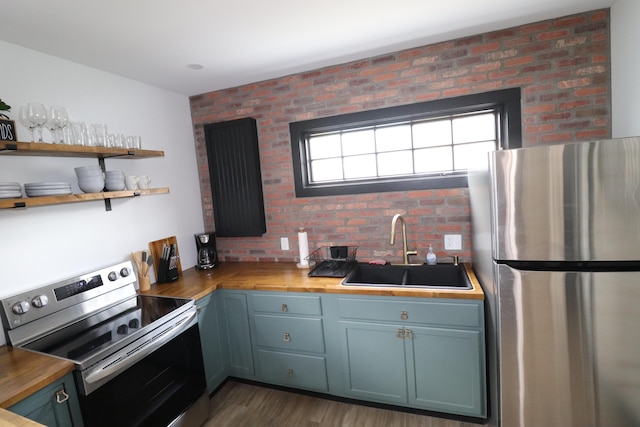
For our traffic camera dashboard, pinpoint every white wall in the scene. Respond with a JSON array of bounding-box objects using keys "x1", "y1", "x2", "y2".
[
  {"x1": 0, "y1": 41, "x2": 204, "y2": 344},
  {"x1": 611, "y1": 0, "x2": 640, "y2": 137}
]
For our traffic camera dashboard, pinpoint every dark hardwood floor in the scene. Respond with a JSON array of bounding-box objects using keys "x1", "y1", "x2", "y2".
[{"x1": 205, "y1": 380, "x2": 483, "y2": 427}]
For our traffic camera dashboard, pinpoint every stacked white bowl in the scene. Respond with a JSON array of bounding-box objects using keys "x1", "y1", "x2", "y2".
[
  {"x1": 105, "y1": 170, "x2": 125, "y2": 191},
  {"x1": 74, "y1": 165, "x2": 105, "y2": 193}
]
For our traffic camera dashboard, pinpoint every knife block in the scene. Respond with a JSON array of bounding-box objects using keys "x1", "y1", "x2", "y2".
[{"x1": 149, "y1": 236, "x2": 182, "y2": 283}]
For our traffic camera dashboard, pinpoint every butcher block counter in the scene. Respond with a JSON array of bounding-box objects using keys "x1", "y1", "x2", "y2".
[
  {"x1": 0, "y1": 261, "x2": 483, "y2": 425},
  {"x1": 139, "y1": 261, "x2": 484, "y2": 300},
  {"x1": 0, "y1": 346, "x2": 75, "y2": 426}
]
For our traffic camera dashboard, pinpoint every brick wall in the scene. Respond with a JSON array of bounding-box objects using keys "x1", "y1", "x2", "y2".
[{"x1": 189, "y1": 9, "x2": 610, "y2": 264}]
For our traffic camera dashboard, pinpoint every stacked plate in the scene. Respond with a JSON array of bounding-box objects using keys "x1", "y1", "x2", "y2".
[
  {"x1": 75, "y1": 165, "x2": 105, "y2": 193},
  {"x1": 105, "y1": 170, "x2": 125, "y2": 191},
  {"x1": 25, "y1": 182, "x2": 72, "y2": 197},
  {"x1": 0, "y1": 182, "x2": 22, "y2": 199}
]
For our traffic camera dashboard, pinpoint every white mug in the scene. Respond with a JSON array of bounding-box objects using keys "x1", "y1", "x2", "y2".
[
  {"x1": 137, "y1": 175, "x2": 151, "y2": 190},
  {"x1": 125, "y1": 176, "x2": 138, "y2": 190}
]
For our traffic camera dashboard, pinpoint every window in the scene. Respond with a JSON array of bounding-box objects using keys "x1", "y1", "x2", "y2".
[{"x1": 290, "y1": 88, "x2": 522, "y2": 197}]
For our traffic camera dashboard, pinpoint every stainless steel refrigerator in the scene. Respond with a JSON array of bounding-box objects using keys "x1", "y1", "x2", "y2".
[{"x1": 469, "y1": 137, "x2": 640, "y2": 427}]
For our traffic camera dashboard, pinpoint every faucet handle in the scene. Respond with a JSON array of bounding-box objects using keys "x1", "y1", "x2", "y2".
[{"x1": 448, "y1": 254, "x2": 459, "y2": 266}]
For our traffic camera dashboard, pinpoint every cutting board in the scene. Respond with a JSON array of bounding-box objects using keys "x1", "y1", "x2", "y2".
[{"x1": 149, "y1": 236, "x2": 182, "y2": 276}]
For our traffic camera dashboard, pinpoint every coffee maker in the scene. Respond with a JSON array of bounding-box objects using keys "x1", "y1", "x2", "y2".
[{"x1": 195, "y1": 232, "x2": 218, "y2": 270}]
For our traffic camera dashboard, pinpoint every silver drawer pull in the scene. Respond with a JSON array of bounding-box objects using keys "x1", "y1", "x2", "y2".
[
  {"x1": 283, "y1": 332, "x2": 291, "y2": 342},
  {"x1": 281, "y1": 303, "x2": 288, "y2": 312},
  {"x1": 396, "y1": 328, "x2": 404, "y2": 338},
  {"x1": 286, "y1": 368, "x2": 294, "y2": 378},
  {"x1": 400, "y1": 310, "x2": 408, "y2": 320},
  {"x1": 404, "y1": 329, "x2": 412, "y2": 339},
  {"x1": 55, "y1": 389, "x2": 69, "y2": 404}
]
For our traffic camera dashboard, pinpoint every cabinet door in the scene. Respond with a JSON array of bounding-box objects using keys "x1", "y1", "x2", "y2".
[
  {"x1": 221, "y1": 292, "x2": 254, "y2": 376},
  {"x1": 9, "y1": 373, "x2": 84, "y2": 427},
  {"x1": 197, "y1": 293, "x2": 226, "y2": 393},
  {"x1": 407, "y1": 326, "x2": 486, "y2": 417},
  {"x1": 339, "y1": 321, "x2": 407, "y2": 405}
]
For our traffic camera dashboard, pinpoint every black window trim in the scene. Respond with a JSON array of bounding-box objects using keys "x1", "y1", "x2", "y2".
[{"x1": 290, "y1": 88, "x2": 522, "y2": 198}]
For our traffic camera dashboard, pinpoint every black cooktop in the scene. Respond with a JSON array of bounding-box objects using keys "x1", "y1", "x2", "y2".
[{"x1": 23, "y1": 295, "x2": 190, "y2": 363}]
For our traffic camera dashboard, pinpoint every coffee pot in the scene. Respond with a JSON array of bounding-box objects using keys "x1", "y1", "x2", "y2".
[{"x1": 195, "y1": 232, "x2": 218, "y2": 270}]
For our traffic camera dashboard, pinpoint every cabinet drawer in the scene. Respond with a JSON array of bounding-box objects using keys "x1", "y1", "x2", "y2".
[
  {"x1": 338, "y1": 297, "x2": 482, "y2": 328},
  {"x1": 258, "y1": 349, "x2": 328, "y2": 391},
  {"x1": 254, "y1": 314, "x2": 325, "y2": 353},
  {"x1": 252, "y1": 293, "x2": 322, "y2": 315}
]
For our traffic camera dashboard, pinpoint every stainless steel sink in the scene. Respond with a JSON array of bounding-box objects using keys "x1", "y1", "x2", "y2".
[{"x1": 341, "y1": 263, "x2": 472, "y2": 289}]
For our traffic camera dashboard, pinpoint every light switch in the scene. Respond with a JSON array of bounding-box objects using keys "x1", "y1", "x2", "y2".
[
  {"x1": 444, "y1": 234, "x2": 462, "y2": 251},
  {"x1": 280, "y1": 237, "x2": 290, "y2": 251}
]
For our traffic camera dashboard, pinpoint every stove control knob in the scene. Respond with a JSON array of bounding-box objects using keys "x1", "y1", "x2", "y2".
[
  {"x1": 12, "y1": 301, "x2": 30, "y2": 315},
  {"x1": 120, "y1": 268, "x2": 130, "y2": 278},
  {"x1": 128, "y1": 318, "x2": 140, "y2": 329},
  {"x1": 107, "y1": 271, "x2": 118, "y2": 282},
  {"x1": 31, "y1": 295, "x2": 49, "y2": 308},
  {"x1": 117, "y1": 324, "x2": 129, "y2": 335}
]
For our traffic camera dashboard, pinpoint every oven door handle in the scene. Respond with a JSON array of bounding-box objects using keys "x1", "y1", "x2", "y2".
[{"x1": 84, "y1": 309, "x2": 197, "y2": 387}]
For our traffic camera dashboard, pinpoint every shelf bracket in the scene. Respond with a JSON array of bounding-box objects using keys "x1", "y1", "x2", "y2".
[
  {"x1": 13, "y1": 201, "x2": 26, "y2": 209},
  {"x1": 1, "y1": 143, "x2": 18, "y2": 153},
  {"x1": 104, "y1": 198, "x2": 112, "y2": 211}
]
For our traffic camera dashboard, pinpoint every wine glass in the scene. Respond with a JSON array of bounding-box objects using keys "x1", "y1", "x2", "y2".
[
  {"x1": 49, "y1": 106, "x2": 68, "y2": 144},
  {"x1": 26, "y1": 103, "x2": 48, "y2": 142},
  {"x1": 18, "y1": 106, "x2": 36, "y2": 142}
]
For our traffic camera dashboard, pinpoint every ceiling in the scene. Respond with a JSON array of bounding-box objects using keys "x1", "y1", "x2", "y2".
[{"x1": 0, "y1": 0, "x2": 616, "y2": 97}]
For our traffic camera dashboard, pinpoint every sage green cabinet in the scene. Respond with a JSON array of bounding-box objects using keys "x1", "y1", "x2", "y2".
[
  {"x1": 9, "y1": 373, "x2": 84, "y2": 427},
  {"x1": 196, "y1": 292, "x2": 226, "y2": 393},
  {"x1": 338, "y1": 296, "x2": 486, "y2": 418},
  {"x1": 250, "y1": 292, "x2": 329, "y2": 392},
  {"x1": 220, "y1": 291, "x2": 254, "y2": 377}
]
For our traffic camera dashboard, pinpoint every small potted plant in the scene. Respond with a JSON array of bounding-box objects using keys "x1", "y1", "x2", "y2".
[
  {"x1": 0, "y1": 99, "x2": 17, "y2": 141},
  {"x1": 0, "y1": 99, "x2": 10, "y2": 119}
]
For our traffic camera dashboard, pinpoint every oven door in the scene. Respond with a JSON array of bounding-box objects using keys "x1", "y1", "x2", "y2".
[{"x1": 77, "y1": 323, "x2": 206, "y2": 427}]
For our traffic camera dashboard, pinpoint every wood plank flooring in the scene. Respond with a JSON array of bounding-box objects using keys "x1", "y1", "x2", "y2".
[{"x1": 205, "y1": 380, "x2": 483, "y2": 427}]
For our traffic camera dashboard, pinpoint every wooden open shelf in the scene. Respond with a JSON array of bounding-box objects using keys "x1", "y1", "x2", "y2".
[
  {"x1": 0, "y1": 188, "x2": 170, "y2": 210},
  {"x1": 0, "y1": 141, "x2": 164, "y2": 159}
]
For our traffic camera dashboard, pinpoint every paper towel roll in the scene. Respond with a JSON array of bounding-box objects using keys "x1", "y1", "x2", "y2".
[{"x1": 298, "y1": 228, "x2": 309, "y2": 267}]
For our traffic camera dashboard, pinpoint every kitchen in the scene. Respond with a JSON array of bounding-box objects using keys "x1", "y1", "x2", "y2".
[{"x1": 0, "y1": 0, "x2": 639, "y2": 426}]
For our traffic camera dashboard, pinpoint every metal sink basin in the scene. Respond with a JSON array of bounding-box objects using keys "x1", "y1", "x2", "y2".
[{"x1": 341, "y1": 263, "x2": 472, "y2": 289}]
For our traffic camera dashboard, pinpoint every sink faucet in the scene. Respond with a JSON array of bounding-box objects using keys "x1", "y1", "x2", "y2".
[{"x1": 389, "y1": 214, "x2": 418, "y2": 265}]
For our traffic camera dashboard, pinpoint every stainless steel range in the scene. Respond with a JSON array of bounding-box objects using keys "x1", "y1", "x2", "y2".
[{"x1": 1, "y1": 261, "x2": 208, "y2": 427}]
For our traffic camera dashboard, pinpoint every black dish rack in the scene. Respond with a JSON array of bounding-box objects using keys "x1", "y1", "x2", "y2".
[{"x1": 307, "y1": 246, "x2": 358, "y2": 278}]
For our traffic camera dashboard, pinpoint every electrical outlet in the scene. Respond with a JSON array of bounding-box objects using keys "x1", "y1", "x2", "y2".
[
  {"x1": 444, "y1": 234, "x2": 462, "y2": 251},
  {"x1": 280, "y1": 237, "x2": 290, "y2": 251}
]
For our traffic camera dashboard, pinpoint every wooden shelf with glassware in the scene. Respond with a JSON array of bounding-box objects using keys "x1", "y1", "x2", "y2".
[
  {"x1": 0, "y1": 140, "x2": 164, "y2": 159},
  {"x1": 0, "y1": 188, "x2": 170, "y2": 210}
]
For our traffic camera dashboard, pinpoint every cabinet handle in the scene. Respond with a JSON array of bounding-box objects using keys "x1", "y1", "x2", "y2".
[
  {"x1": 404, "y1": 329, "x2": 412, "y2": 339},
  {"x1": 281, "y1": 303, "x2": 288, "y2": 312},
  {"x1": 400, "y1": 310, "x2": 408, "y2": 320},
  {"x1": 283, "y1": 332, "x2": 291, "y2": 342},
  {"x1": 286, "y1": 368, "x2": 294, "y2": 378},
  {"x1": 55, "y1": 389, "x2": 69, "y2": 404},
  {"x1": 396, "y1": 328, "x2": 404, "y2": 338}
]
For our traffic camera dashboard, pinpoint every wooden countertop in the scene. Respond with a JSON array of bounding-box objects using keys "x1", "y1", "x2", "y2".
[
  {"x1": 0, "y1": 346, "x2": 75, "y2": 409},
  {"x1": 141, "y1": 261, "x2": 485, "y2": 300},
  {"x1": 0, "y1": 261, "x2": 482, "y2": 425}
]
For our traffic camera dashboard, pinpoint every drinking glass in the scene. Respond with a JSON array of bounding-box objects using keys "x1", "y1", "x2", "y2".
[
  {"x1": 70, "y1": 121, "x2": 87, "y2": 146},
  {"x1": 26, "y1": 103, "x2": 48, "y2": 142},
  {"x1": 49, "y1": 106, "x2": 68, "y2": 144},
  {"x1": 91, "y1": 124, "x2": 107, "y2": 147},
  {"x1": 18, "y1": 106, "x2": 36, "y2": 142}
]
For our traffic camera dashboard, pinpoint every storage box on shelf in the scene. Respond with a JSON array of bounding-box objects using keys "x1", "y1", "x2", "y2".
[{"x1": 0, "y1": 140, "x2": 168, "y2": 211}]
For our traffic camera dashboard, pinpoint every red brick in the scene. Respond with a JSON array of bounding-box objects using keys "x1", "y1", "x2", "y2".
[{"x1": 189, "y1": 9, "x2": 611, "y2": 262}]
